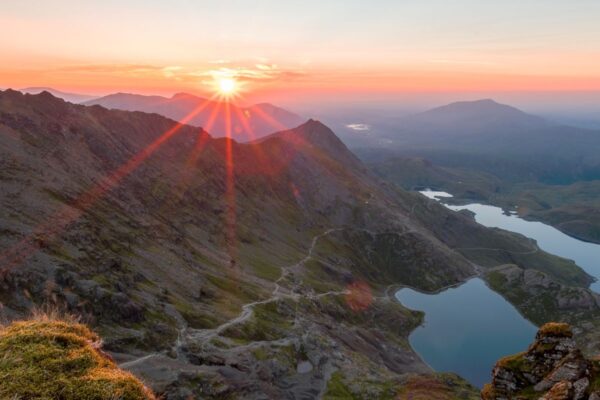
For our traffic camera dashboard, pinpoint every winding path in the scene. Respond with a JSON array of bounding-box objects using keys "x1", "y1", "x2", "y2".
[{"x1": 119, "y1": 227, "x2": 347, "y2": 368}]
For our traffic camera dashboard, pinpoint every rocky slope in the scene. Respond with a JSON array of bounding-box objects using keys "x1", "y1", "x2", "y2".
[
  {"x1": 0, "y1": 89, "x2": 595, "y2": 398},
  {"x1": 483, "y1": 322, "x2": 600, "y2": 400}
]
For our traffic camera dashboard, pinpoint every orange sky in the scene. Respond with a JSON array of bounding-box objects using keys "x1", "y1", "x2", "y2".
[{"x1": 2, "y1": 1, "x2": 600, "y2": 100}]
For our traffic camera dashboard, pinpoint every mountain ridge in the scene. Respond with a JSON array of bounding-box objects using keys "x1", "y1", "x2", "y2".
[
  {"x1": 85, "y1": 91, "x2": 305, "y2": 141},
  {"x1": 19, "y1": 86, "x2": 97, "y2": 104}
]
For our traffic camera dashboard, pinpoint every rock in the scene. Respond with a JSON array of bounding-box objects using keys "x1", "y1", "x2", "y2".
[
  {"x1": 573, "y1": 377, "x2": 589, "y2": 400},
  {"x1": 540, "y1": 381, "x2": 573, "y2": 400},
  {"x1": 483, "y1": 323, "x2": 598, "y2": 400}
]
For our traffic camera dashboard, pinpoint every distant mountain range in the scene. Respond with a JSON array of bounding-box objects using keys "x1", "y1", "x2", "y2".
[
  {"x1": 85, "y1": 92, "x2": 305, "y2": 141},
  {"x1": 19, "y1": 87, "x2": 96, "y2": 103},
  {"x1": 356, "y1": 98, "x2": 600, "y2": 184}
]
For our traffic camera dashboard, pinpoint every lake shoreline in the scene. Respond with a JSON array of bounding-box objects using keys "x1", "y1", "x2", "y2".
[
  {"x1": 437, "y1": 194, "x2": 600, "y2": 246},
  {"x1": 395, "y1": 189, "x2": 600, "y2": 388}
]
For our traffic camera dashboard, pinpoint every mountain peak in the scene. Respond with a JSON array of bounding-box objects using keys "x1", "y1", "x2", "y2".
[
  {"x1": 401, "y1": 98, "x2": 548, "y2": 135},
  {"x1": 259, "y1": 119, "x2": 363, "y2": 169},
  {"x1": 18, "y1": 87, "x2": 95, "y2": 104}
]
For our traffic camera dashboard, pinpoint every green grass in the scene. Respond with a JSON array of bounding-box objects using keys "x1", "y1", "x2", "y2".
[
  {"x1": 221, "y1": 300, "x2": 294, "y2": 342},
  {"x1": 0, "y1": 314, "x2": 155, "y2": 400},
  {"x1": 323, "y1": 371, "x2": 357, "y2": 400}
]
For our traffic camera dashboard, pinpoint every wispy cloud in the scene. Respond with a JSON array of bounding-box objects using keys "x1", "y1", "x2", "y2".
[
  {"x1": 54, "y1": 64, "x2": 165, "y2": 74},
  {"x1": 194, "y1": 64, "x2": 305, "y2": 84},
  {"x1": 47, "y1": 62, "x2": 307, "y2": 89}
]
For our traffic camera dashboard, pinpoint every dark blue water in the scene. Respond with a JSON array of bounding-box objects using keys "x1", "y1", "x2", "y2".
[
  {"x1": 396, "y1": 278, "x2": 537, "y2": 388},
  {"x1": 393, "y1": 189, "x2": 600, "y2": 388}
]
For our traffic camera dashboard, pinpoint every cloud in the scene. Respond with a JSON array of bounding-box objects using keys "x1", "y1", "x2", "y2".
[
  {"x1": 44, "y1": 62, "x2": 308, "y2": 90},
  {"x1": 54, "y1": 64, "x2": 164, "y2": 74}
]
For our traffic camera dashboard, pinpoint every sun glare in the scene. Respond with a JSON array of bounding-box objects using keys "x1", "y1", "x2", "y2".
[{"x1": 218, "y1": 78, "x2": 236, "y2": 95}]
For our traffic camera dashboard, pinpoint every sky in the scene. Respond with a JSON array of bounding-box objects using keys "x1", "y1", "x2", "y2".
[{"x1": 2, "y1": 0, "x2": 600, "y2": 106}]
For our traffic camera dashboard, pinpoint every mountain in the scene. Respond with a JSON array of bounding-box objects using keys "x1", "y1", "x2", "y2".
[
  {"x1": 358, "y1": 99, "x2": 600, "y2": 184},
  {"x1": 19, "y1": 87, "x2": 96, "y2": 103},
  {"x1": 1, "y1": 89, "x2": 597, "y2": 399},
  {"x1": 399, "y1": 99, "x2": 548, "y2": 138},
  {"x1": 85, "y1": 92, "x2": 305, "y2": 141}
]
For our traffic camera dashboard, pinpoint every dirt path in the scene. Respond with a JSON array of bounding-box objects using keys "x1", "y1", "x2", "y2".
[{"x1": 120, "y1": 228, "x2": 347, "y2": 368}]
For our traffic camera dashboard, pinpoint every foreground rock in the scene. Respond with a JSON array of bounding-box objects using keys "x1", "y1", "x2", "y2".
[{"x1": 483, "y1": 322, "x2": 600, "y2": 400}]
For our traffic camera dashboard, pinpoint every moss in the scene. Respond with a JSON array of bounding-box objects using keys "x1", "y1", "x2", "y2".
[
  {"x1": 323, "y1": 371, "x2": 357, "y2": 400},
  {"x1": 481, "y1": 383, "x2": 495, "y2": 400},
  {"x1": 538, "y1": 322, "x2": 572, "y2": 338},
  {"x1": 486, "y1": 270, "x2": 507, "y2": 289},
  {"x1": 251, "y1": 347, "x2": 269, "y2": 361},
  {"x1": 0, "y1": 317, "x2": 155, "y2": 400},
  {"x1": 496, "y1": 351, "x2": 529, "y2": 371}
]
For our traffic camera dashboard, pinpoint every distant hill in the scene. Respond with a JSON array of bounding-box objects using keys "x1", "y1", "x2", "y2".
[
  {"x1": 398, "y1": 99, "x2": 548, "y2": 138},
  {"x1": 19, "y1": 87, "x2": 96, "y2": 103},
  {"x1": 358, "y1": 99, "x2": 600, "y2": 184},
  {"x1": 85, "y1": 92, "x2": 304, "y2": 141}
]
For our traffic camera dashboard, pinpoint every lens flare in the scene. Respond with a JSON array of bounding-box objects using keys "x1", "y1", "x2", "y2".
[{"x1": 218, "y1": 78, "x2": 236, "y2": 95}]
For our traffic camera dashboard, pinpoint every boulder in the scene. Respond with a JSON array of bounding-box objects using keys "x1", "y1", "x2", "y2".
[{"x1": 483, "y1": 323, "x2": 599, "y2": 400}]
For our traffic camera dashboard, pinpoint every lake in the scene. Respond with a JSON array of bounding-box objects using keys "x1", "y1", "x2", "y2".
[
  {"x1": 396, "y1": 278, "x2": 537, "y2": 388},
  {"x1": 394, "y1": 189, "x2": 600, "y2": 388}
]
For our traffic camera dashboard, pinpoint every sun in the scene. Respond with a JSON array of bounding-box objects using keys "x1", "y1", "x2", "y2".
[{"x1": 218, "y1": 78, "x2": 236, "y2": 95}]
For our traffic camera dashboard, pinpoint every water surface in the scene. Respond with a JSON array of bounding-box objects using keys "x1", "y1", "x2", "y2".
[{"x1": 396, "y1": 278, "x2": 536, "y2": 388}]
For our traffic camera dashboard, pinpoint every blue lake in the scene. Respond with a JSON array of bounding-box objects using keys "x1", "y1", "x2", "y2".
[
  {"x1": 394, "y1": 190, "x2": 600, "y2": 388},
  {"x1": 396, "y1": 278, "x2": 537, "y2": 388}
]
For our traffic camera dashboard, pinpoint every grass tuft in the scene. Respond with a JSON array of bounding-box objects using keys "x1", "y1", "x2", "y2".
[{"x1": 0, "y1": 312, "x2": 155, "y2": 400}]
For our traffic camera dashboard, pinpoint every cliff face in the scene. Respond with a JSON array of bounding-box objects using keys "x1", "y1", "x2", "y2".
[{"x1": 483, "y1": 322, "x2": 600, "y2": 400}]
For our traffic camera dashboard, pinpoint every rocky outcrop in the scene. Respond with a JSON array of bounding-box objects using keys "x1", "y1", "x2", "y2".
[{"x1": 483, "y1": 322, "x2": 600, "y2": 400}]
